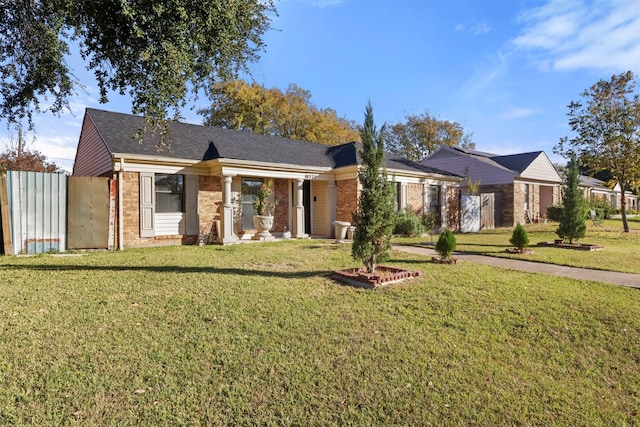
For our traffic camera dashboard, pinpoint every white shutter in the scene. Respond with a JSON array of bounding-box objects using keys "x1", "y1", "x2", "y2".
[
  {"x1": 185, "y1": 175, "x2": 199, "y2": 236},
  {"x1": 139, "y1": 172, "x2": 155, "y2": 237}
]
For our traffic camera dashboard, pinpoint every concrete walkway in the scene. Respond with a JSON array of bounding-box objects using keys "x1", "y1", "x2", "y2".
[{"x1": 392, "y1": 245, "x2": 640, "y2": 289}]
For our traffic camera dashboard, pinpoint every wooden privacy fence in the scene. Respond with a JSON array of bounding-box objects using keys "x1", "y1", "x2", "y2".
[{"x1": 0, "y1": 171, "x2": 112, "y2": 255}]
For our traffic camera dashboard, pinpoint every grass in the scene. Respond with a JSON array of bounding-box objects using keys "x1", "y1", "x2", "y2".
[
  {"x1": 0, "y1": 240, "x2": 639, "y2": 425},
  {"x1": 397, "y1": 217, "x2": 640, "y2": 274}
]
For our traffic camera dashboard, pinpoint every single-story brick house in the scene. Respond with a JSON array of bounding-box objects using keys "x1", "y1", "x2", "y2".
[
  {"x1": 72, "y1": 108, "x2": 462, "y2": 249},
  {"x1": 579, "y1": 175, "x2": 638, "y2": 211},
  {"x1": 421, "y1": 146, "x2": 562, "y2": 227}
]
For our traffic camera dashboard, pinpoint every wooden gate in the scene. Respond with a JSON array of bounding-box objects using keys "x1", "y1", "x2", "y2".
[
  {"x1": 67, "y1": 176, "x2": 111, "y2": 250},
  {"x1": 480, "y1": 193, "x2": 494, "y2": 230}
]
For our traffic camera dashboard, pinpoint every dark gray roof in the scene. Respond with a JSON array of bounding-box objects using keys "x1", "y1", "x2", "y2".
[
  {"x1": 449, "y1": 146, "x2": 543, "y2": 174},
  {"x1": 579, "y1": 175, "x2": 613, "y2": 190},
  {"x1": 491, "y1": 151, "x2": 543, "y2": 174},
  {"x1": 86, "y1": 108, "x2": 459, "y2": 177}
]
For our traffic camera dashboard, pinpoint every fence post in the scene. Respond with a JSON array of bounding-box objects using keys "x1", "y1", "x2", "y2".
[{"x1": 0, "y1": 175, "x2": 12, "y2": 255}]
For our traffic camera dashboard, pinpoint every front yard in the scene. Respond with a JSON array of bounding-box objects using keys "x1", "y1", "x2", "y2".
[
  {"x1": 0, "y1": 240, "x2": 638, "y2": 425},
  {"x1": 398, "y1": 217, "x2": 640, "y2": 274}
]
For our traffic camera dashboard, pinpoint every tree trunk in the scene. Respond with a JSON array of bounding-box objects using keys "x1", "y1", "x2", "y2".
[{"x1": 621, "y1": 178, "x2": 630, "y2": 233}]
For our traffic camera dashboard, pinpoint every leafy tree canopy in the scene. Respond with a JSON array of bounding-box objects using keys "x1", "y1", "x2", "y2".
[
  {"x1": 384, "y1": 111, "x2": 475, "y2": 162},
  {"x1": 555, "y1": 70, "x2": 640, "y2": 233},
  {"x1": 0, "y1": 0, "x2": 275, "y2": 133},
  {"x1": 199, "y1": 80, "x2": 360, "y2": 145}
]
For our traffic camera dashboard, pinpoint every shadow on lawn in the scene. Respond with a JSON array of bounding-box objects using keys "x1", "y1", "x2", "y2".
[{"x1": 0, "y1": 264, "x2": 332, "y2": 280}]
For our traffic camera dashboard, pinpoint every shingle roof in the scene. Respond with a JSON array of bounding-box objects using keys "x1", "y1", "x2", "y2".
[
  {"x1": 579, "y1": 175, "x2": 613, "y2": 190},
  {"x1": 491, "y1": 151, "x2": 543, "y2": 174},
  {"x1": 86, "y1": 108, "x2": 460, "y2": 177},
  {"x1": 448, "y1": 146, "x2": 543, "y2": 174},
  {"x1": 87, "y1": 108, "x2": 333, "y2": 167}
]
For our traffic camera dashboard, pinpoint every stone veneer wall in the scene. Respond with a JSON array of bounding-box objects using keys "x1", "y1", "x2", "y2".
[
  {"x1": 407, "y1": 183, "x2": 424, "y2": 215},
  {"x1": 273, "y1": 178, "x2": 290, "y2": 234},
  {"x1": 198, "y1": 176, "x2": 222, "y2": 240},
  {"x1": 336, "y1": 178, "x2": 359, "y2": 223}
]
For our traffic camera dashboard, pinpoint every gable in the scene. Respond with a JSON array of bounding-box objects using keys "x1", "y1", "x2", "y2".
[
  {"x1": 72, "y1": 112, "x2": 113, "y2": 176},
  {"x1": 519, "y1": 152, "x2": 562, "y2": 183}
]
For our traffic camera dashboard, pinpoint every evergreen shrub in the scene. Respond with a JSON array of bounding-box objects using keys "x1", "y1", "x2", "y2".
[{"x1": 435, "y1": 230, "x2": 456, "y2": 260}]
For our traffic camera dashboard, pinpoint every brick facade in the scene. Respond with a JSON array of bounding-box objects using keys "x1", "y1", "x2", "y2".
[
  {"x1": 446, "y1": 186, "x2": 461, "y2": 231},
  {"x1": 198, "y1": 175, "x2": 222, "y2": 240},
  {"x1": 336, "y1": 178, "x2": 358, "y2": 222},
  {"x1": 273, "y1": 178, "x2": 290, "y2": 234},
  {"x1": 407, "y1": 183, "x2": 424, "y2": 215}
]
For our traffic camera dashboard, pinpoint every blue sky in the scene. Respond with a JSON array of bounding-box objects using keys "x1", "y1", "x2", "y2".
[{"x1": 3, "y1": 0, "x2": 640, "y2": 172}]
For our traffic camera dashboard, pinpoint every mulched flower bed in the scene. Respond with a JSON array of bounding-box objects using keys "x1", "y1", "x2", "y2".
[
  {"x1": 431, "y1": 257, "x2": 457, "y2": 264},
  {"x1": 537, "y1": 241, "x2": 604, "y2": 251},
  {"x1": 505, "y1": 248, "x2": 534, "y2": 254},
  {"x1": 332, "y1": 265, "x2": 421, "y2": 289}
]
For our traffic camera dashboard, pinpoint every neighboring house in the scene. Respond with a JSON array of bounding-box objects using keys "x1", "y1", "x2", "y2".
[
  {"x1": 579, "y1": 175, "x2": 638, "y2": 211},
  {"x1": 73, "y1": 108, "x2": 462, "y2": 249},
  {"x1": 421, "y1": 146, "x2": 562, "y2": 227}
]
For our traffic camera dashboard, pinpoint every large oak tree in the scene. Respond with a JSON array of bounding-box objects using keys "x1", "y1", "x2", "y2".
[
  {"x1": 384, "y1": 112, "x2": 475, "y2": 162},
  {"x1": 199, "y1": 80, "x2": 360, "y2": 145},
  {"x1": 0, "y1": 0, "x2": 275, "y2": 132},
  {"x1": 555, "y1": 70, "x2": 640, "y2": 233}
]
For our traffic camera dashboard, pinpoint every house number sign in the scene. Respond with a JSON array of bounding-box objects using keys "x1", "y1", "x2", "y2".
[{"x1": 304, "y1": 174, "x2": 318, "y2": 180}]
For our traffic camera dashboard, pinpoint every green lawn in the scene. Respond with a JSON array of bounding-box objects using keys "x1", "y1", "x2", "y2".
[
  {"x1": 1, "y1": 241, "x2": 638, "y2": 425},
  {"x1": 397, "y1": 217, "x2": 640, "y2": 274}
]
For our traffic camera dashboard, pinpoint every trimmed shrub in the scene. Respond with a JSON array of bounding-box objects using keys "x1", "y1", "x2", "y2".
[
  {"x1": 394, "y1": 210, "x2": 425, "y2": 237},
  {"x1": 509, "y1": 223, "x2": 529, "y2": 252},
  {"x1": 435, "y1": 230, "x2": 456, "y2": 260},
  {"x1": 546, "y1": 205, "x2": 563, "y2": 222}
]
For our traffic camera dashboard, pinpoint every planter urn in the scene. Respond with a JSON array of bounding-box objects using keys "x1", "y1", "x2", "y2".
[{"x1": 253, "y1": 215, "x2": 274, "y2": 238}]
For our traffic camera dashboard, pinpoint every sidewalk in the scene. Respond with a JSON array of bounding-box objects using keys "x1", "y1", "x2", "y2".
[{"x1": 392, "y1": 245, "x2": 640, "y2": 289}]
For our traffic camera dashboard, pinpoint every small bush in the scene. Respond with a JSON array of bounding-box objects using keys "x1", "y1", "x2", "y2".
[
  {"x1": 509, "y1": 223, "x2": 529, "y2": 252},
  {"x1": 588, "y1": 196, "x2": 616, "y2": 219},
  {"x1": 394, "y1": 210, "x2": 425, "y2": 237},
  {"x1": 421, "y1": 212, "x2": 441, "y2": 231},
  {"x1": 435, "y1": 230, "x2": 456, "y2": 259},
  {"x1": 546, "y1": 205, "x2": 563, "y2": 222}
]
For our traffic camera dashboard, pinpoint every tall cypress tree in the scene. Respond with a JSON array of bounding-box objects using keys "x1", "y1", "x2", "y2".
[
  {"x1": 557, "y1": 154, "x2": 587, "y2": 243},
  {"x1": 352, "y1": 102, "x2": 396, "y2": 273}
]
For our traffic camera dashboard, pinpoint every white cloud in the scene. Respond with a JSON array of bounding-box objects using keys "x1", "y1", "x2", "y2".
[
  {"x1": 455, "y1": 24, "x2": 465, "y2": 32},
  {"x1": 513, "y1": 0, "x2": 640, "y2": 72},
  {"x1": 499, "y1": 107, "x2": 537, "y2": 119},
  {"x1": 457, "y1": 50, "x2": 510, "y2": 99},
  {"x1": 471, "y1": 22, "x2": 491, "y2": 35},
  {"x1": 309, "y1": 0, "x2": 346, "y2": 8}
]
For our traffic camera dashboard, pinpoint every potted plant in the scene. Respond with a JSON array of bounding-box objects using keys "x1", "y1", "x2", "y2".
[{"x1": 252, "y1": 180, "x2": 277, "y2": 239}]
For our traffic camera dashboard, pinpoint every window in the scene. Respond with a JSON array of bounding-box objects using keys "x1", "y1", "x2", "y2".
[
  {"x1": 429, "y1": 185, "x2": 440, "y2": 215},
  {"x1": 241, "y1": 178, "x2": 263, "y2": 230},
  {"x1": 155, "y1": 174, "x2": 184, "y2": 213}
]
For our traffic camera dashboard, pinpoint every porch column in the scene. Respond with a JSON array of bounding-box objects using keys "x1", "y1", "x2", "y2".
[
  {"x1": 422, "y1": 182, "x2": 428, "y2": 216},
  {"x1": 218, "y1": 175, "x2": 238, "y2": 244},
  {"x1": 293, "y1": 178, "x2": 308, "y2": 238},
  {"x1": 399, "y1": 182, "x2": 408, "y2": 213},
  {"x1": 440, "y1": 183, "x2": 448, "y2": 229},
  {"x1": 328, "y1": 180, "x2": 337, "y2": 236}
]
